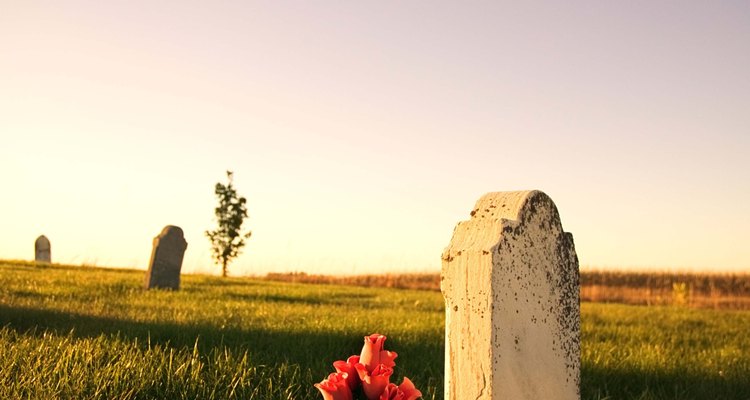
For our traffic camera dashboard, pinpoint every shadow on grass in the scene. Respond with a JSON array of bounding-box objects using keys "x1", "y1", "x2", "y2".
[
  {"x1": 223, "y1": 291, "x2": 377, "y2": 306},
  {"x1": 0, "y1": 303, "x2": 443, "y2": 390},
  {"x1": 185, "y1": 278, "x2": 268, "y2": 289},
  {"x1": 581, "y1": 364, "x2": 750, "y2": 400},
  {"x1": 0, "y1": 303, "x2": 337, "y2": 361}
]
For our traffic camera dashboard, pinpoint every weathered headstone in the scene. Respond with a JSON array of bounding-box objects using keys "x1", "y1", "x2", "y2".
[
  {"x1": 441, "y1": 191, "x2": 580, "y2": 400},
  {"x1": 35, "y1": 235, "x2": 51, "y2": 263},
  {"x1": 145, "y1": 225, "x2": 188, "y2": 290}
]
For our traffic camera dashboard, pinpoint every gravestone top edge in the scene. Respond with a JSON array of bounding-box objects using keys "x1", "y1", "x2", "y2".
[
  {"x1": 157, "y1": 225, "x2": 185, "y2": 238},
  {"x1": 469, "y1": 190, "x2": 551, "y2": 221},
  {"x1": 442, "y1": 190, "x2": 564, "y2": 259}
]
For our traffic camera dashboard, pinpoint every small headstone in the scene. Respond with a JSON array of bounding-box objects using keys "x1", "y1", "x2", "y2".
[
  {"x1": 145, "y1": 225, "x2": 188, "y2": 290},
  {"x1": 35, "y1": 235, "x2": 51, "y2": 263},
  {"x1": 441, "y1": 191, "x2": 580, "y2": 400}
]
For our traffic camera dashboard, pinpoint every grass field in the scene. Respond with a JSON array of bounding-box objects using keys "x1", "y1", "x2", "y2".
[{"x1": 1, "y1": 260, "x2": 749, "y2": 399}]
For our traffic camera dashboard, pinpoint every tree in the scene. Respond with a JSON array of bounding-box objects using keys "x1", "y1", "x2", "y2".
[{"x1": 206, "y1": 171, "x2": 252, "y2": 277}]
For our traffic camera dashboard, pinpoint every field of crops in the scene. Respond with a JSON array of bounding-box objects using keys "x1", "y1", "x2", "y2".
[
  {"x1": 266, "y1": 270, "x2": 750, "y2": 309},
  {"x1": 1, "y1": 260, "x2": 749, "y2": 399}
]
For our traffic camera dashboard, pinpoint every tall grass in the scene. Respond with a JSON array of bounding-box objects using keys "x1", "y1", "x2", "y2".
[
  {"x1": 0, "y1": 260, "x2": 444, "y2": 399},
  {"x1": 1, "y1": 260, "x2": 749, "y2": 399},
  {"x1": 582, "y1": 303, "x2": 750, "y2": 399}
]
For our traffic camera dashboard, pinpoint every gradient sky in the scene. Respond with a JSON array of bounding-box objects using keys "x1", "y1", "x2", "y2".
[{"x1": 2, "y1": 1, "x2": 749, "y2": 275}]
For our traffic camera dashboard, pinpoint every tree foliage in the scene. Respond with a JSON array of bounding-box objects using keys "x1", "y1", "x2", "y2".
[{"x1": 205, "y1": 171, "x2": 251, "y2": 277}]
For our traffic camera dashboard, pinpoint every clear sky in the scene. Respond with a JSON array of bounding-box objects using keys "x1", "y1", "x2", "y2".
[{"x1": 1, "y1": 1, "x2": 748, "y2": 275}]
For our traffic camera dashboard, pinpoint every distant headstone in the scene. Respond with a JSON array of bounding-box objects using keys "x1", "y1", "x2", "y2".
[
  {"x1": 145, "y1": 226, "x2": 188, "y2": 290},
  {"x1": 35, "y1": 235, "x2": 51, "y2": 263},
  {"x1": 441, "y1": 191, "x2": 580, "y2": 400}
]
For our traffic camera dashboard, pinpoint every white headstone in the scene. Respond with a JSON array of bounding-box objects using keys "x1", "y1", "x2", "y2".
[
  {"x1": 441, "y1": 191, "x2": 580, "y2": 400},
  {"x1": 145, "y1": 226, "x2": 188, "y2": 290},
  {"x1": 35, "y1": 235, "x2": 51, "y2": 263}
]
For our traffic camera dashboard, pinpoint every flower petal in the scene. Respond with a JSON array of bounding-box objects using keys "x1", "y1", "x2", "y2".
[
  {"x1": 378, "y1": 383, "x2": 401, "y2": 400},
  {"x1": 334, "y1": 356, "x2": 361, "y2": 389},
  {"x1": 378, "y1": 350, "x2": 398, "y2": 369},
  {"x1": 398, "y1": 377, "x2": 422, "y2": 400}
]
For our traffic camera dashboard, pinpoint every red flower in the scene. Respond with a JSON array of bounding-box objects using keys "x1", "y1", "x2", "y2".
[
  {"x1": 333, "y1": 355, "x2": 361, "y2": 390},
  {"x1": 355, "y1": 363, "x2": 393, "y2": 400},
  {"x1": 314, "y1": 372, "x2": 353, "y2": 400},
  {"x1": 316, "y1": 334, "x2": 421, "y2": 400},
  {"x1": 359, "y1": 333, "x2": 397, "y2": 372}
]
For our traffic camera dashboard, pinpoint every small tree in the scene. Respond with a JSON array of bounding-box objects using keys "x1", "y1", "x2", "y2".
[{"x1": 206, "y1": 171, "x2": 252, "y2": 277}]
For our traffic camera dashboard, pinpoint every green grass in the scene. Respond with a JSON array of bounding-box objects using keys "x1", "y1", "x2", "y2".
[
  {"x1": 0, "y1": 260, "x2": 749, "y2": 399},
  {"x1": 582, "y1": 304, "x2": 750, "y2": 399}
]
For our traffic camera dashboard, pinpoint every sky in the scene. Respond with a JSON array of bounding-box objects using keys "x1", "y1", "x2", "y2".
[{"x1": 1, "y1": 1, "x2": 749, "y2": 276}]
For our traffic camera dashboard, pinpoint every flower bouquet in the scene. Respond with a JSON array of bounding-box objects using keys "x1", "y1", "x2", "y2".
[{"x1": 315, "y1": 333, "x2": 422, "y2": 400}]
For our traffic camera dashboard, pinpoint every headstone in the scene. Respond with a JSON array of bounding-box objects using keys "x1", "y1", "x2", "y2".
[
  {"x1": 441, "y1": 191, "x2": 580, "y2": 400},
  {"x1": 145, "y1": 225, "x2": 188, "y2": 290},
  {"x1": 35, "y1": 235, "x2": 51, "y2": 263}
]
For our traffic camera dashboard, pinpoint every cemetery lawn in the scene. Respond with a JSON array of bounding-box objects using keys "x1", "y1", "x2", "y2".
[{"x1": 0, "y1": 261, "x2": 749, "y2": 399}]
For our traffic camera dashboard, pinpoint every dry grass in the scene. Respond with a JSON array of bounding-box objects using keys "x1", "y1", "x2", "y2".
[
  {"x1": 264, "y1": 270, "x2": 750, "y2": 310},
  {"x1": 580, "y1": 270, "x2": 750, "y2": 309},
  {"x1": 264, "y1": 272, "x2": 441, "y2": 291}
]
